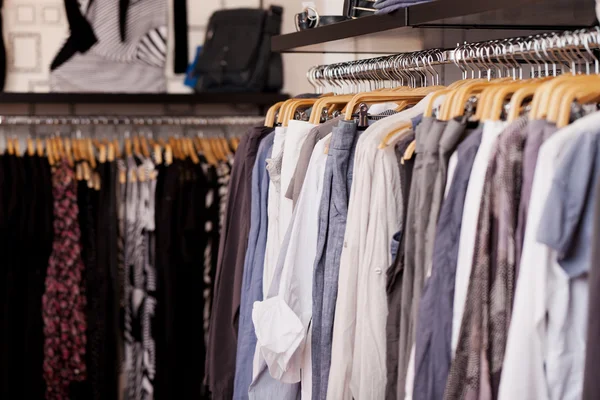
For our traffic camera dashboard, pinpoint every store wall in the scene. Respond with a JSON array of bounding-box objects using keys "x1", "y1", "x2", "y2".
[
  {"x1": 2, "y1": 0, "x2": 341, "y2": 95},
  {"x1": 2, "y1": 1, "x2": 515, "y2": 95}
]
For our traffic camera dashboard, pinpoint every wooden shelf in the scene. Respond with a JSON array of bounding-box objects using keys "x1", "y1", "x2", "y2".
[
  {"x1": 271, "y1": 0, "x2": 595, "y2": 53},
  {"x1": 0, "y1": 92, "x2": 289, "y2": 105}
]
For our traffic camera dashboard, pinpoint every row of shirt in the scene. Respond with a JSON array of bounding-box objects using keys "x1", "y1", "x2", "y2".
[{"x1": 206, "y1": 93, "x2": 598, "y2": 400}]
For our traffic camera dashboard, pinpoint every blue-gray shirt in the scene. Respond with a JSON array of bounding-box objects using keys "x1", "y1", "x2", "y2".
[
  {"x1": 537, "y1": 128, "x2": 600, "y2": 278},
  {"x1": 233, "y1": 132, "x2": 274, "y2": 400}
]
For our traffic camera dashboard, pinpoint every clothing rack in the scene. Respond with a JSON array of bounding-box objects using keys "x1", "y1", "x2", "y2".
[
  {"x1": 0, "y1": 115, "x2": 266, "y2": 126},
  {"x1": 307, "y1": 28, "x2": 600, "y2": 91}
]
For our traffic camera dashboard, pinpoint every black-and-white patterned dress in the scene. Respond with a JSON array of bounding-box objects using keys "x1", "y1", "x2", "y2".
[{"x1": 51, "y1": 0, "x2": 167, "y2": 92}]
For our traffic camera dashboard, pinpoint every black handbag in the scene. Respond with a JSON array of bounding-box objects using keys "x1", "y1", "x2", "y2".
[
  {"x1": 194, "y1": 6, "x2": 283, "y2": 93},
  {"x1": 344, "y1": 0, "x2": 377, "y2": 18}
]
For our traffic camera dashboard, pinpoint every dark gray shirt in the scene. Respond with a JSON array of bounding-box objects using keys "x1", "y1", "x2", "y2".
[{"x1": 385, "y1": 132, "x2": 416, "y2": 400}]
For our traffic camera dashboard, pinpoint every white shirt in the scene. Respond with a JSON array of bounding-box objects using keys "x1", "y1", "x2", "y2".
[
  {"x1": 498, "y1": 112, "x2": 600, "y2": 400},
  {"x1": 327, "y1": 95, "x2": 432, "y2": 400},
  {"x1": 256, "y1": 126, "x2": 287, "y2": 379},
  {"x1": 263, "y1": 126, "x2": 287, "y2": 298},
  {"x1": 252, "y1": 135, "x2": 330, "y2": 395},
  {"x1": 279, "y1": 120, "x2": 316, "y2": 246},
  {"x1": 350, "y1": 130, "x2": 405, "y2": 400},
  {"x1": 451, "y1": 120, "x2": 506, "y2": 354}
]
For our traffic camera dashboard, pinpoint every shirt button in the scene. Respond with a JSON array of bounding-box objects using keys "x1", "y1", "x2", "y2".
[
  {"x1": 375, "y1": 268, "x2": 382, "y2": 275},
  {"x1": 344, "y1": 241, "x2": 348, "y2": 248}
]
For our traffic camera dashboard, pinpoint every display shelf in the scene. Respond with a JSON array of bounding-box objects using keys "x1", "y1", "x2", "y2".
[
  {"x1": 0, "y1": 92, "x2": 289, "y2": 105},
  {"x1": 271, "y1": 0, "x2": 595, "y2": 53}
]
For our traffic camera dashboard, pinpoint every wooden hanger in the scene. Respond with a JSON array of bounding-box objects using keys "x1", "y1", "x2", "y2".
[
  {"x1": 98, "y1": 142, "x2": 107, "y2": 163},
  {"x1": 309, "y1": 95, "x2": 354, "y2": 125},
  {"x1": 44, "y1": 138, "x2": 51, "y2": 164},
  {"x1": 85, "y1": 138, "x2": 96, "y2": 169},
  {"x1": 530, "y1": 74, "x2": 578, "y2": 119},
  {"x1": 208, "y1": 137, "x2": 227, "y2": 161},
  {"x1": 93, "y1": 171, "x2": 101, "y2": 191},
  {"x1": 283, "y1": 99, "x2": 319, "y2": 127},
  {"x1": 13, "y1": 136, "x2": 21, "y2": 157},
  {"x1": 153, "y1": 143, "x2": 162, "y2": 165},
  {"x1": 198, "y1": 136, "x2": 218, "y2": 165},
  {"x1": 76, "y1": 162, "x2": 83, "y2": 181},
  {"x1": 26, "y1": 137, "x2": 35, "y2": 156},
  {"x1": 125, "y1": 136, "x2": 133, "y2": 157},
  {"x1": 113, "y1": 138, "x2": 121, "y2": 158},
  {"x1": 230, "y1": 137, "x2": 240, "y2": 151},
  {"x1": 545, "y1": 75, "x2": 598, "y2": 123},
  {"x1": 187, "y1": 138, "x2": 200, "y2": 164},
  {"x1": 277, "y1": 99, "x2": 300, "y2": 125},
  {"x1": 107, "y1": 140, "x2": 116, "y2": 162},
  {"x1": 64, "y1": 138, "x2": 74, "y2": 167},
  {"x1": 428, "y1": 79, "x2": 478, "y2": 119},
  {"x1": 164, "y1": 143, "x2": 173, "y2": 166},
  {"x1": 73, "y1": 139, "x2": 81, "y2": 161},
  {"x1": 133, "y1": 135, "x2": 142, "y2": 156},
  {"x1": 178, "y1": 137, "x2": 187, "y2": 160},
  {"x1": 403, "y1": 140, "x2": 417, "y2": 161},
  {"x1": 6, "y1": 137, "x2": 14, "y2": 155},
  {"x1": 343, "y1": 93, "x2": 425, "y2": 121},
  {"x1": 36, "y1": 138, "x2": 44, "y2": 158},
  {"x1": 507, "y1": 83, "x2": 541, "y2": 121},
  {"x1": 58, "y1": 137, "x2": 67, "y2": 162},
  {"x1": 168, "y1": 137, "x2": 178, "y2": 160},
  {"x1": 265, "y1": 101, "x2": 285, "y2": 128},
  {"x1": 449, "y1": 80, "x2": 497, "y2": 119},
  {"x1": 219, "y1": 137, "x2": 232, "y2": 158},
  {"x1": 140, "y1": 136, "x2": 150, "y2": 158},
  {"x1": 485, "y1": 80, "x2": 531, "y2": 121},
  {"x1": 554, "y1": 79, "x2": 600, "y2": 127},
  {"x1": 378, "y1": 121, "x2": 412, "y2": 149}
]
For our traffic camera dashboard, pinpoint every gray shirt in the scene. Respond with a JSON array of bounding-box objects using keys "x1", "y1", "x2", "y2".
[
  {"x1": 515, "y1": 120, "x2": 557, "y2": 275},
  {"x1": 424, "y1": 117, "x2": 471, "y2": 276},
  {"x1": 285, "y1": 117, "x2": 342, "y2": 206},
  {"x1": 398, "y1": 116, "x2": 447, "y2": 400}
]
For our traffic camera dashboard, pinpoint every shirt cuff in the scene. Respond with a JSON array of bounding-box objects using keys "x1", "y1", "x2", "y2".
[{"x1": 252, "y1": 296, "x2": 304, "y2": 382}]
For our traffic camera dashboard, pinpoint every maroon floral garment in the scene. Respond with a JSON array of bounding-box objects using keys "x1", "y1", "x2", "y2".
[{"x1": 42, "y1": 160, "x2": 87, "y2": 400}]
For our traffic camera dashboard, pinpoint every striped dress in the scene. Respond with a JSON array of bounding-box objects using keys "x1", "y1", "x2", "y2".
[
  {"x1": 124, "y1": 156, "x2": 157, "y2": 400},
  {"x1": 51, "y1": 0, "x2": 167, "y2": 92}
]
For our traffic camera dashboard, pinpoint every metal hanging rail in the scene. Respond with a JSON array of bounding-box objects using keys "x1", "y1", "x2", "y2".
[
  {"x1": 306, "y1": 28, "x2": 600, "y2": 92},
  {"x1": 0, "y1": 115, "x2": 266, "y2": 126}
]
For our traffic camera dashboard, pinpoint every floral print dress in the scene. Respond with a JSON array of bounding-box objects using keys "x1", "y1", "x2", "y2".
[{"x1": 42, "y1": 160, "x2": 88, "y2": 400}]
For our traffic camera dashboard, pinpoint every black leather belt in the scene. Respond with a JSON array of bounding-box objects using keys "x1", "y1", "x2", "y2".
[{"x1": 295, "y1": 7, "x2": 349, "y2": 31}]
